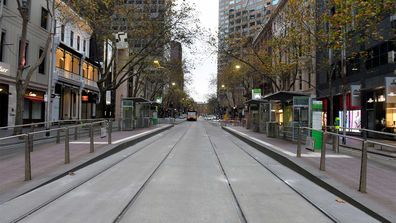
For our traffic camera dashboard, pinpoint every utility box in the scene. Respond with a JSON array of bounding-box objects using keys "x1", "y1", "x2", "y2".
[{"x1": 267, "y1": 122, "x2": 279, "y2": 138}]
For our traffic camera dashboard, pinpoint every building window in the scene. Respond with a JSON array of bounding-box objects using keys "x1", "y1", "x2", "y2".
[
  {"x1": 41, "y1": 7, "x2": 49, "y2": 30},
  {"x1": 83, "y1": 40, "x2": 86, "y2": 52},
  {"x1": 77, "y1": 36, "x2": 80, "y2": 51},
  {"x1": 56, "y1": 48, "x2": 65, "y2": 69},
  {"x1": 70, "y1": 31, "x2": 74, "y2": 47},
  {"x1": 18, "y1": 40, "x2": 29, "y2": 66},
  {"x1": 61, "y1": 25, "x2": 65, "y2": 42},
  {"x1": 0, "y1": 31, "x2": 5, "y2": 62},
  {"x1": 38, "y1": 48, "x2": 46, "y2": 74},
  {"x1": 3, "y1": 0, "x2": 6, "y2": 6}
]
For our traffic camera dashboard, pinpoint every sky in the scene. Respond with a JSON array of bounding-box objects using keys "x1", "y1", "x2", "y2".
[{"x1": 179, "y1": 0, "x2": 219, "y2": 103}]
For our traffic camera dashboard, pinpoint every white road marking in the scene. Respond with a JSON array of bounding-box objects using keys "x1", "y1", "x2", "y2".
[{"x1": 227, "y1": 128, "x2": 352, "y2": 158}]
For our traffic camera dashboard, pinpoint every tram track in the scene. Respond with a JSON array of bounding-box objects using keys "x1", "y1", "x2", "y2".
[
  {"x1": 112, "y1": 125, "x2": 190, "y2": 223},
  {"x1": 223, "y1": 131, "x2": 338, "y2": 223},
  {"x1": 204, "y1": 127, "x2": 248, "y2": 223},
  {"x1": 8, "y1": 124, "x2": 186, "y2": 223}
]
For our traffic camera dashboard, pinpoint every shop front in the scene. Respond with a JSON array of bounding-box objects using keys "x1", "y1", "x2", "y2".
[
  {"x1": 23, "y1": 89, "x2": 45, "y2": 124},
  {"x1": 81, "y1": 90, "x2": 98, "y2": 119},
  {"x1": 0, "y1": 83, "x2": 9, "y2": 127}
]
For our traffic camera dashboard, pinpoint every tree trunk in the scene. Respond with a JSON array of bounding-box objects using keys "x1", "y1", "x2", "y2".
[
  {"x1": 14, "y1": 83, "x2": 25, "y2": 135},
  {"x1": 13, "y1": 14, "x2": 29, "y2": 135}
]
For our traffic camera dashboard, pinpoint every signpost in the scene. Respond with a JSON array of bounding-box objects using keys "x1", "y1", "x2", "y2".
[
  {"x1": 312, "y1": 100, "x2": 323, "y2": 151},
  {"x1": 252, "y1": 89, "x2": 262, "y2": 100}
]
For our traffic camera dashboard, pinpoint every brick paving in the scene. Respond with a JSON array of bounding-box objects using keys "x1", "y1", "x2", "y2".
[
  {"x1": 226, "y1": 126, "x2": 396, "y2": 216},
  {"x1": 0, "y1": 125, "x2": 167, "y2": 196}
]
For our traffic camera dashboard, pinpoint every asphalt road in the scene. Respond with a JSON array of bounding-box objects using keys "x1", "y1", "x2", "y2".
[{"x1": 0, "y1": 121, "x2": 378, "y2": 223}]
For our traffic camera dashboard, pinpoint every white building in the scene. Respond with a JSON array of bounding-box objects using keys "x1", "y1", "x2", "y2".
[
  {"x1": 0, "y1": 0, "x2": 52, "y2": 126},
  {"x1": 53, "y1": 0, "x2": 100, "y2": 121}
]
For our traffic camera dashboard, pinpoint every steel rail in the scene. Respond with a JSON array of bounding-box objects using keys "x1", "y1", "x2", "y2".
[
  {"x1": 225, "y1": 134, "x2": 338, "y2": 223},
  {"x1": 204, "y1": 127, "x2": 248, "y2": 223},
  {"x1": 9, "y1": 124, "x2": 177, "y2": 223},
  {"x1": 112, "y1": 125, "x2": 190, "y2": 223}
]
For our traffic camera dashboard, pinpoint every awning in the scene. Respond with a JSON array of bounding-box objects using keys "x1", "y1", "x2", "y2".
[
  {"x1": 25, "y1": 96, "x2": 44, "y2": 102},
  {"x1": 262, "y1": 91, "x2": 309, "y2": 102}
]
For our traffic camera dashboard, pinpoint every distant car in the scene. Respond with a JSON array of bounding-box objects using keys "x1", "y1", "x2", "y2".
[{"x1": 187, "y1": 111, "x2": 197, "y2": 121}]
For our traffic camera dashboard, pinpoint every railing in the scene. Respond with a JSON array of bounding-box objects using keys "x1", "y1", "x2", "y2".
[
  {"x1": 0, "y1": 120, "x2": 109, "y2": 181},
  {"x1": 296, "y1": 126, "x2": 396, "y2": 193},
  {"x1": 0, "y1": 116, "x2": 181, "y2": 183},
  {"x1": 56, "y1": 68, "x2": 98, "y2": 89}
]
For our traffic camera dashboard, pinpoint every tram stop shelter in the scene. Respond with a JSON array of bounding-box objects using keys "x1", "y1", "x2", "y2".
[
  {"x1": 121, "y1": 97, "x2": 160, "y2": 130},
  {"x1": 261, "y1": 91, "x2": 311, "y2": 140},
  {"x1": 245, "y1": 99, "x2": 268, "y2": 133}
]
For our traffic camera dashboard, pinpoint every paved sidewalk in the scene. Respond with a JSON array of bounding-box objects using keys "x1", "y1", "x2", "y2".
[
  {"x1": 224, "y1": 126, "x2": 396, "y2": 222},
  {"x1": 0, "y1": 124, "x2": 171, "y2": 201}
]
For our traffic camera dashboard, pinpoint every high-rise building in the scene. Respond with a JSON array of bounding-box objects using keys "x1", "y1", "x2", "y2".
[
  {"x1": 217, "y1": 0, "x2": 278, "y2": 105},
  {"x1": 218, "y1": 0, "x2": 278, "y2": 79},
  {"x1": 113, "y1": 0, "x2": 169, "y2": 120}
]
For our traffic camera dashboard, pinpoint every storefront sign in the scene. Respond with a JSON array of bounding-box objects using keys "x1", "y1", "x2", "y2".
[
  {"x1": 0, "y1": 62, "x2": 10, "y2": 75},
  {"x1": 386, "y1": 77, "x2": 396, "y2": 103},
  {"x1": 106, "y1": 90, "x2": 111, "y2": 105},
  {"x1": 82, "y1": 95, "x2": 89, "y2": 102},
  {"x1": 350, "y1": 85, "x2": 361, "y2": 107},
  {"x1": 251, "y1": 89, "x2": 261, "y2": 100}
]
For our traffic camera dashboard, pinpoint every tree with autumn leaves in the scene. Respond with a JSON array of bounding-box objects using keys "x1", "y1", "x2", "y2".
[
  {"x1": 67, "y1": 0, "x2": 201, "y2": 112},
  {"x1": 216, "y1": 0, "x2": 395, "y2": 128}
]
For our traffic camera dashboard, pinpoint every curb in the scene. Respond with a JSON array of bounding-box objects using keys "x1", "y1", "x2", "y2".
[
  {"x1": 6, "y1": 125, "x2": 173, "y2": 202},
  {"x1": 222, "y1": 126, "x2": 392, "y2": 223}
]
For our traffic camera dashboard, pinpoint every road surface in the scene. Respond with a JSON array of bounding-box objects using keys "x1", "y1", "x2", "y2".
[{"x1": 0, "y1": 121, "x2": 378, "y2": 223}]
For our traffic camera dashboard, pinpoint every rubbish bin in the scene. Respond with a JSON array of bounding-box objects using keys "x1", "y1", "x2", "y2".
[
  {"x1": 267, "y1": 122, "x2": 279, "y2": 138},
  {"x1": 151, "y1": 117, "x2": 158, "y2": 125}
]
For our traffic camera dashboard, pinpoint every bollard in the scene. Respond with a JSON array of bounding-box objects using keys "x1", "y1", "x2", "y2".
[
  {"x1": 28, "y1": 132, "x2": 34, "y2": 152},
  {"x1": 25, "y1": 134, "x2": 32, "y2": 181},
  {"x1": 297, "y1": 127, "x2": 302, "y2": 158},
  {"x1": 359, "y1": 140, "x2": 368, "y2": 193},
  {"x1": 108, "y1": 120, "x2": 112, "y2": 144},
  {"x1": 56, "y1": 123, "x2": 61, "y2": 144},
  {"x1": 74, "y1": 125, "x2": 78, "y2": 140},
  {"x1": 320, "y1": 131, "x2": 327, "y2": 171},
  {"x1": 332, "y1": 128, "x2": 337, "y2": 152},
  {"x1": 64, "y1": 128, "x2": 70, "y2": 164},
  {"x1": 90, "y1": 123, "x2": 94, "y2": 153},
  {"x1": 118, "y1": 118, "x2": 121, "y2": 131}
]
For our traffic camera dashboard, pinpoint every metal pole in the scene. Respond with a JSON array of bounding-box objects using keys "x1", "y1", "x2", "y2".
[
  {"x1": 45, "y1": 0, "x2": 56, "y2": 134},
  {"x1": 90, "y1": 123, "x2": 94, "y2": 153},
  {"x1": 359, "y1": 140, "x2": 368, "y2": 193},
  {"x1": 336, "y1": 129, "x2": 339, "y2": 153},
  {"x1": 108, "y1": 120, "x2": 112, "y2": 144},
  {"x1": 297, "y1": 126, "x2": 301, "y2": 158},
  {"x1": 320, "y1": 131, "x2": 327, "y2": 171},
  {"x1": 25, "y1": 134, "x2": 32, "y2": 181},
  {"x1": 74, "y1": 125, "x2": 78, "y2": 140},
  {"x1": 118, "y1": 118, "x2": 121, "y2": 131},
  {"x1": 56, "y1": 126, "x2": 60, "y2": 144},
  {"x1": 64, "y1": 127, "x2": 70, "y2": 164}
]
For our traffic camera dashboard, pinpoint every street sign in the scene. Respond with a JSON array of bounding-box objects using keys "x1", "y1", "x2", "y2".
[
  {"x1": 252, "y1": 89, "x2": 261, "y2": 100},
  {"x1": 155, "y1": 96, "x2": 162, "y2": 104},
  {"x1": 106, "y1": 90, "x2": 111, "y2": 105},
  {"x1": 312, "y1": 100, "x2": 323, "y2": 151}
]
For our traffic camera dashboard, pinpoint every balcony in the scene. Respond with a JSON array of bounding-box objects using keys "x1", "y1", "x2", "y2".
[{"x1": 55, "y1": 68, "x2": 99, "y2": 90}]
